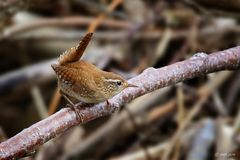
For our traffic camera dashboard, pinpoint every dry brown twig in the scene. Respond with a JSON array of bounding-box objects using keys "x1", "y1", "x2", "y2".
[
  {"x1": 2, "y1": 16, "x2": 131, "y2": 38},
  {"x1": 162, "y1": 71, "x2": 233, "y2": 160},
  {"x1": 87, "y1": 0, "x2": 123, "y2": 32},
  {"x1": 48, "y1": 88, "x2": 61, "y2": 116},
  {"x1": 0, "y1": 47, "x2": 239, "y2": 159}
]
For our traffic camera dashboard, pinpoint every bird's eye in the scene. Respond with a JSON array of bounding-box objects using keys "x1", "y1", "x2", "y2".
[{"x1": 116, "y1": 81, "x2": 122, "y2": 86}]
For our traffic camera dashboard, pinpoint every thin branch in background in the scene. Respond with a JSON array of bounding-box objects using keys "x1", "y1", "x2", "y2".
[
  {"x1": 87, "y1": 0, "x2": 123, "y2": 32},
  {"x1": 0, "y1": 58, "x2": 57, "y2": 96},
  {"x1": 161, "y1": 71, "x2": 233, "y2": 160},
  {"x1": 209, "y1": 74, "x2": 228, "y2": 116},
  {"x1": 0, "y1": 127, "x2": 7, "y2": 143},
  {"x1": 48, "y1": 87, "x2": 61, "y2": 115},
  {"x1": 0, "y1": 46, "x2": 239, "y2": 159},
  {"x1": 173, "y1": 83, "x2": 185, "y2": 160},
  {"x1": 0, "y1": 0, "x2": 29, "y2": 20},
  {"x1": 176, "y1": 83, "x2": 185, "y2": 128},
  {"x1": 124, "y1": 107, "x2": 153, "y2": 160},
  {"x1": 2, "y1": 16, "x2": 131, "y2": 38},
  {"x1": 30, "y1": 85, "x2": 48, "y2": 119},
  {"x1": 233, "y1": 103, "x2": 240, "y2": 133},
  {"x1": 151, "y1": 28, "x2": 172, "y2": 66},
  {"x1": 186, "y1": 119, "x2": 216, "y2": 160},
  {"x1": 73, "y1": 0, "x2": 126, "y2": 18},
  {"x1": 225, "y1": 71, "x2": 240, "y2": 110}
]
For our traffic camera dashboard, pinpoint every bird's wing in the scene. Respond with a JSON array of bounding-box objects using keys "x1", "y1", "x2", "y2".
[
  {"x1": 58, "y1": 32, "x2": 93, "y2": 65},
  {"x1": 51, "y1": 64, "x2": 76, "y2": 86}
]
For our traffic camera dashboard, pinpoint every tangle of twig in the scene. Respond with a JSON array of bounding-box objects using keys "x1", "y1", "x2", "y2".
[{"x1": 0, "y1": 46, "x2": 239, "y2": 160}]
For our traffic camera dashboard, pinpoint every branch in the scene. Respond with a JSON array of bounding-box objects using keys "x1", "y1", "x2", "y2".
[
  {"x1": 87, "y1": 0, "x2": 123, "y2": 32},
  {"x1": 0, "y1": 51, "x2": 110, "y2": 96},
  {"x1": 2, "y1": 16, "x2": 131, "y2": 38},
  {"x1": 0, "y1": 58, "x2": 56, "y2": 96},
  {"x1": 0, "y1": 46, "x2": 240, "y2": 159},
  {"x1": 0, "y1": 0, "x2": 29, "y2": 20}
]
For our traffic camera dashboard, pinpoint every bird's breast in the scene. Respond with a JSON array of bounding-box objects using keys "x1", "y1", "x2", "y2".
[{"x1": 59, "y1": 80, "x2": 110, "y2": 103}]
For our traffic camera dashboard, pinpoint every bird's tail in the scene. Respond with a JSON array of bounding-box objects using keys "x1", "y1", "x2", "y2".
[{"x1": 58, "y1": 32, "x2": 93, "y2": 65}]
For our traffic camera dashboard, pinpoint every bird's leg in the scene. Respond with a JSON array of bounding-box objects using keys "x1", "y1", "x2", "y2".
[
  {"x1": 60, "y1": 91, "x2": 82, "y2": 121},
  {"x1": 62, "y1": 94, "x2": 75, "y2": 106}
]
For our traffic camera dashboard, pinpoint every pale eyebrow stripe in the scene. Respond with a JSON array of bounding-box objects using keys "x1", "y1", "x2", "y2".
[{"x1": 104, "y1": 79, "x2": 121, "y2": 83}]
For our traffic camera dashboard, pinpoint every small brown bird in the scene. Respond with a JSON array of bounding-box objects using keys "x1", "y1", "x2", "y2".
[{"x1": 51, "y1": 33, "x2": 136, "y2": 110}]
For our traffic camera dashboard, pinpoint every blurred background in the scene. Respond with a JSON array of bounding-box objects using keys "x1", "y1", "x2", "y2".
[{"x1": 0, "y1": 0, "x2": 240, "y2": 159}]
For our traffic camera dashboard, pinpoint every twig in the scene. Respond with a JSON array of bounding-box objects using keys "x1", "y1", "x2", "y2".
[
  {"x1": 186, "y1": 119, "x2": 216, "y2": 160},
  {"x1": 192, "y1": 0, "x2": 240, "y2": 12},
  {"x1": 2, "y1": 16, "x2": 131, "y2": 38},
  {"x1": 48, "y1": 88, "x2": 61, "y2": 115},
  {"x1": 225, "y1": 71, "x2": 240, "y2": 110},
  {"x1": 87, "y1": 0, "x2": 123, "y2": 32},
  {"x1": 0, "y1": 58, "x2": 56, "y2": 96},
  {"x1": 0, "y1": 127, "x2": 7, "y2": 143},
  {"x1": 110, "y1": 142, "x2": 169, "y2": 160},
  {"x1": 30, "y1": 85, "x2": 48, "y2": 119},
  {"x1": 177, "y1": 83, "x2": 185, "y2": 128},
  {"x1": 146, "y1": 99, "x2": 176, "y2": 123},
  {"x1": 0, "y1": 0, "x2": 29, "y2": 20},
  {"x1": 173, "y1": 83, "x2": 185, "y2": 160},
  {"x1": 233, "y1": 103, "x2": 240, "y2": 133},
  {"x1": 162, "y1": 94, "x2": 208, "y2": 160},
  {"x1": 161, "y1": 71, "x2": 233, "y2": 160},
  {"x1": 151, "y1": 28, "x2": 172, "y2": 65},
  {"x1": 5, "y1": 22, "x2": 240, "y2": 41},
  {"x1": 209, "y1": 74, "x2": 228, "y2": 115},
  {"x1": 73, "y1": 0, "x2": 126, "y2": 18},
  {"x1": 4, "y1": 29, "x2": 185, "y2": 41},
  {"x1": 124, "y1": 107, "x2": 153, "y2": 160},
  {"x1": 0, "y1": 46, "x2": 239, "y2": 159}
]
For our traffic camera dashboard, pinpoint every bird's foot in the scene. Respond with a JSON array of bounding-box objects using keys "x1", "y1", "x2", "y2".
[
  {"x1": 60, "y1": 92, "x2": 83, "y2": 121},
  {"x1": 66, "y1": 104, "x2": 83, "y2": 122},
  {"x1": 106, "y1": 100, "x2": 112, "y2": 110}
]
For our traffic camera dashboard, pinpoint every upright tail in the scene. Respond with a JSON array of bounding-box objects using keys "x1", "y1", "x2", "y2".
[{"x1": 58, "y1": 32, "x2": 93, "y2": 65}]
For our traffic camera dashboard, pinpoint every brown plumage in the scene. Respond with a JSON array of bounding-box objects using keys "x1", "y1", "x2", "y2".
[{"x1": 51, "y1": 33, "x2": 136, "y2": 104}]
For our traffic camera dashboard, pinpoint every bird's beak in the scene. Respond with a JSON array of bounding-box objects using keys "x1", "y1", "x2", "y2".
[{"x1": 127, "y1": 83, "x2": 138, "y2": 87}]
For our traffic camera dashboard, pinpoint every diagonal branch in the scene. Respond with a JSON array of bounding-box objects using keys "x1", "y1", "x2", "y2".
[{"x1": 0, "y1": 46, "x2": 240, "y2": 159}]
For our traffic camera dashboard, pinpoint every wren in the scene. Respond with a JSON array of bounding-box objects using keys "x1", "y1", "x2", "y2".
[{"x1": 51, "y1": 33, "x2": 137, "y2": 118}]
